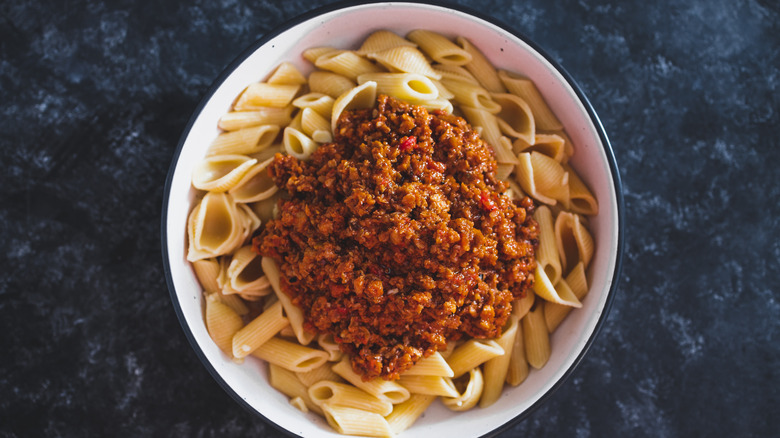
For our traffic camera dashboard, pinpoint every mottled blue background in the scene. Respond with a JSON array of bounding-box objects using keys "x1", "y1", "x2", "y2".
[{"x1": 1, "y1": 0, "x2": 778, "y2": 436}]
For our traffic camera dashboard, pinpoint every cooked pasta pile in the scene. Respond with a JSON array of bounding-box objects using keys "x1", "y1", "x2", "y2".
[{"x1": 186, "y1": 29, "x2": 598, "y2": 437}]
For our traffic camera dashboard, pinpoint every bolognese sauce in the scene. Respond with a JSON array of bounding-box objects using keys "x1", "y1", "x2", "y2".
[{"x1": 254, "y1": 95, "x2": 538, "y2": 381}]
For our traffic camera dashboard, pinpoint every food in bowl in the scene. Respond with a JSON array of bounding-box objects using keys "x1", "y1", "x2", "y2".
[{"x1": 175, "y1": 23, "x2": 608, "y2": 438}]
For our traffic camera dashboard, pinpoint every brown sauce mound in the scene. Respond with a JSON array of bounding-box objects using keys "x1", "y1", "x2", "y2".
[{"x1": 254, "y1": 95, "x2": 538, "y2": 380}]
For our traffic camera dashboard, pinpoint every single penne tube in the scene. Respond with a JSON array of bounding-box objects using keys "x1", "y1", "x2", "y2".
[
  {"x1": 223, "y1": 245, "x2": 271, "y2": 293},
  {"x1": 234, "y1": 83, "x2": 301, "y2": 110},
  {"x1": 321, "y1": 403, "x2": 392, "y2": 438},
  {"x1": 446, "y1": 338, "x2": 504, "y2": 378},
  {"x1": 496, "y1": 162, "x2": 514, "y2": 181},
  {"x1": 514, "y1": 152, "x2": 569, "y2": 205},
  {"x1": 287, "y1": 108, "x2": 303, "y2": 131},
  {"x1": 498, "y1": 69, "x2": 562, "y2": 131},
  {"x1": 311, "y1": 129, "x2": 333, "y2": 143},
  {"x1": 191, "y1": 258, "x2": 221, "y2": 292},
  {"x1": 535, "y1": 205, "x2": 563, "y2": 286},
  {"x1": 432, "y1": 63, "x2": 480, "y2": 85},
  {"x1": 563, "y1": 163, "x2": 599, "y2": 216},
  {"x1": 480, "y1": 317, "x2": 520, "y2": 407},
  {"x1": 262, "y1": 257, "x2": 316, "y2": 346},
  {"x1": 331, "y1": 81, "x2": 377, "y2": 133},
  {"x1": 545, "y1": 279, "x2": 583, "y2": 332},
  {"x1": 398, "y1": 375, "x2": 459, "y2": 398},
  {"x1": 187, "y1": 194, "x2": 243, "y2": 261},
  {"x1": 268, "y1": 363, "x2": 323, "y2": 416},
  {"x1": 205, "y1": 293, "x2": 244, "y2": 356},
  {"x1": 266, "y1": 61, "x2": 307, "y2": 85},
  {"x1": 384, "y1": 394, "x2": 437, "y2": 435},
  {"x1": 303, "y1": 46, "x2": 338, "y2": 63},
  {"x1": 492, "y1": 93, "x2": 535, "y2": 145},
  {"x1": 228, "y1": 157, "x2": 279, "y2": 203},
  {"x1": 309, "y1": 380, "x2": 393, "y2": 416},
  {"x1": 402, "y1": 352, "x2": 454, "y2": 377},
  {"x1": 207, "y1": 125, "x2": 280, "y2": 156},
  {"x1": 316, "y1": 332, "x2": 343, "y2": 362},
  {"x1": 565, "y1": 262, "x2": 589, "y2": 297},
  {"x1": 191, "y1": 155, "x2": 257, "y2": 192},
  {"x1": 523, "y1": 304, "x2": 552, "y2": 369},
  {"x1": 407, "y1": 29, "x2": 472, "y2": 65},
  {"x1": 292, "y1": 92, "x2": 335, "y2": 119},
  {"x1": 554, "y1": 212, "x2": 595, "y2": 272},
  {"x1": 440, "y1": 78, "x2": 501, "y2": 114},
  {"x1": 532, "y1": 264, "x2": 582, "y2": 308},
  {"x1": 512, "y1": 290, "x2": 536, "y2": 320},
  {"x1": 357, "y1": 30, "x2": 417, "y2": 56},
  {"x1": 308, "y1": 71, "x2": 356, "y2": 99},
  {"x1": 457, "y1": 36, "x2": 506, "y2": 93},
  {"x1": 218, "y1": 106, "x2": 294, "y2": 131},
  {"x1": 232, "y1": 300, "x2": 289, "y2": 359},
  {"x1": 251, "y1": 336, "x2": 330, "y2": 373},
  {"x1": 430, "y1": 79, "x2": 454, "y2": 99},
  {"x1": 300, "y1": 107, "x2": 330, "y2": 138},
  {"x1": 513, "y1": 133, "x2": 566, "y2": 162},
  {"x1": 514, "y1": 152, "x2": 555, "y2": 205},
  {"x1": 411, "y1": 97, "x2": 453, "y2": 114},
  {"x1": 216, "y1": 288, "x2": 249, "y2": 316},
  {"x1": 368, "y1": 46, "x2": 441, "y2": 79},
  {"x1": 296, "y1": 362, "x2": 344, "y2": 387},
  {"x1": 331, "y1": 358, "x2": 410, "y2": 404},
  {"x1": 315, "y1": 50, "x2": 382, "y2": 80},
  {"x1": 356, "y1": 73, "x2": 438, "y2": 103},
  {"x1": 459, "y1": 107, "x2": 518, "y2": 164},
  {"x1": 442, "y1": 367, "x2": 483, "y2": 411},
  {"x1": 283, "y1": 127, "x2": 318, "y2": 161},
  {"x1": 506, "y1": 322, "x2": 529, "y2": 386}
]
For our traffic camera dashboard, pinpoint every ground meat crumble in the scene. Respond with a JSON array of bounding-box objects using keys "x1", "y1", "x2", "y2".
[{"x1": 254, "y1": 95, "x2": 538, "y2": 381}]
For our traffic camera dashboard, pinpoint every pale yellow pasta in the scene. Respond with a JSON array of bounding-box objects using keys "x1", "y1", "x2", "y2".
[
  {"x1": 532, "y1": 264, "x2": 582, "y2": 308},
  {"x1": 384, "y1": 394, "x2": 437, "y2": 435},
  {"x1": 535, "y1": 205, "x2": 563, "y2": 286},
  {"x1": 303, "y1": 46, "x2": 338, "y2": 63},
  {"x1": 513, "y1": 133, "x2": 566, "y2": 162},
  {"x1": 368, "y1": 46, "x2": 441, "y2": 79},
  {"x1": 407, "y1": 29, "x2": 472, "y2": 65},
  {"x1": 248, "y1": 190, "x2": 279, "y2": 224},
  {"x1": 317, "y1": 333, "x2": 343, "y2": 362},
  {"x1": 506, "y1": 322, "x2": 529, "y2": 386},
  {"x1": 512, "y1": 290, "x2": 536, "y2": 320},
  {"x1": 218, "y1": 106, "x2": 294, "y2": 131},
  {"x1": 222, "y1": 245, "x2": 271, "y2": 294},
  {"x1": 414, "y1": 97, "x2": 454, "y2": 114},
  {"x1": 565, "y1": 262, "x2": 588, "y2": 297},
  {"x1": 289, "y1": 396, "x2": 309, "y2": 413},
  {"x1": 191, "y1": 155, "x2": 257, "y2": 192},
  {"x1": 283, "y1": 127, "x2": 318, "y2": 161},
  {"x1": 309, "y1": 381, "x2": 393, "y2": 416},
  {"x1": 296, "y1": 363, "x2": 344, "y2": 387},
  {"x1": 503, "y1": 178, "x2": 527, "y2": 201},
  {"x1": 292, "y1": 92, "x2": 335, "y2": 119},
  {"x1": 430, "y1": 79, "x2": 455, "y2": 99},
  {"x1": 321, "y1": 403, "x2": 392, "y2": 438},
  {"x1": 232, "y1": 300, "x2": 289, "y2": 359},
  {"x1": 398, "y1": 375, "x2": 459, "y2": 397},
  {"x1": 331, "y1": 80, "x2": 378, "y2": 133},
  {"x1": 523, "y1": 304, "x2": 551, "y2": 369},
  {"x1": 356, "y1": 73, "x2": 438, "y2": 103},
  {"x1": 514, "y1": 151, "x2": 569, "y2": 205},
  {"x1": 287, "y1": 108, "x2": 304, "y2": 131},
  {"x1": 544, "y1": 279, "x2": 584, "y2": 332},
  {"x1": 234, "y1": 83, "x2": 301, "y2": 110},
  {"x1": 457, "y1": 36, "x2": 505, "y2": 93},
  {"x1": 480, "y1": 317, "x2": 520, "y2": 407},
  {"x1": 491, "y1": 93, "x2": 535, "y2": 144},
  {"x1": 357, "y1": 30, "x2": 417, "y2": 56},
  {"x1": 228, "y1": 157, "x2": 278, "y2": 203},
  {"x1": 439, "y1": 78, "x2": 501, "y2": 114},
  {"x1": 308, "y1": 71, "x2": 356, "y2": 99},
  {"x1": 459, "y1": 107, "x2": 518, "y2": 164},
  {"x1": 446, "y1": 339, "x2": 504, "y2": 378},
  {"x1": 311, "y1": 129, "x2": 333, "y2": 144},
  {"x1": 442, "y1": 367, "x2": 483, "y2": 411},
  {"x1": 300, "y1": 107, "x2": 331, "y2": 139},
  {"x1": 555, "y1": 212, "x2": 595, "y2": 272},
  {"x1": 331, "y1": 358, "x2": 410, "y2": 404},
  {"x1": 207, "y1": 124, "x2": 280, "y2": 156},
  {"x1": 402, "y1": 352, "x2": 454, "y2": 377},
  {"x1": 269, "y1": 363, "x2": 323, "y2": 416},
  {"x1": 267, "y1": 61, "x2": 307, "y2": 86},
  {"x1": 191, "y1": 258, "x2": 221, "y2": 292},
  {"x1": 496, "y1": 161, "x2": 514, "y2": 181},
  {"x1": 205, "y1": 293, "x2": 244, "y2": 356},
  {"x1": 498, "y1": 69, "x2": 562, "y2": 131},
  {"x1": 315, "y1": 50, "x2": 382, "y2": 80},
  {"x1": 432, "y1": 63, "x2": 480, "y2": 85},
  {"x1": 187, "y1": 193, "x2": 243, "y2": 261},
  {"x1": 563, "y1": 163, "x2": 599, "y2": 215},
  {"x1": 262, "y1": 256, "x2": 317, "y2": 346},
  {"x1": 215, "y1": 288, "x2": 249, "y2": 316},
  {"x1": 251, "y1": 336, "x2": 330, "y2": 373}
]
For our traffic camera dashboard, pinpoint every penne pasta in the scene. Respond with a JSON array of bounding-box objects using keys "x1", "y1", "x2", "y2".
[
  {"x1": 492, "y1": 93, "x2": 535, "y2": 145},
  {"x1": 357, "y1": 30, "x2": 417, "y2": 56},
  {"x1": 262, "y1": 257, "x2": 317, "y2": 346},
  {"x1": 191, "y1": 258, "x2": 221, "y2": 292},
  {"x1": 187, "y1": 193, "x2": 243, "y2": 261},
  {"x1": 368, "y1": 46, "x2": 441, "y2": 79},
  {"x1": 432, "y1": 63, "x2": 480, "y2": 85},
  {"x1": 191, "y1": 155, "x2": 257, "y2": 192},
  {"x1": 222, "y1": 245, "x2": 271, "y2": 294},
  {"x1": 402, "y1": 352, "x2": 454, "y2": 377},
  {"x1": 292, "y1": 92, "x2": 335, "y2": 119},
  {"x1": 205, "y1": 293, "x2": 244, "y2": 356},
  {"x1": 480, "y1": 316, "x2": 520, "y2": 407},
  {"x1": 512, "y1": 290, "x2": 536, "y2": 320},
  {"x1": 228, "y1": 157, "x2": 278, "y2": 203},
  {"x1": 296, "y1": 362, "x2": 344, "y2": 387},
  {"x1": 534, "y1": 205, "x2": 563, "y2": 286},
  {"x1": 315, "y1": 50, "x2": 382, "y2": 80},
  {"x1": 498, "y1": 69, "x2": 562, "y2": 131},
  {"x1": 555, "y1": 212, "x2": 595, "y2": 273},
  {"x1": 251, "y1": 336, "x2": 330, "y2": 373},
  {"x1": 563, "y1": 163, "x2": 599, "y2": 216},
  {"x1": 440, "y1": 78, "x2": 501, "y2": 114},
  {"x1": 234, "y1": 83, "x2": 301, "y2": 110},
  {"x1": 544, "y1": 279, "x2": 585, "y2": 332},
  {"x1": 266, "y1": 61, "x2": 307, "y2": 86},
  {"x1": 218, "y1": 106, "x2": 294, "y2": 131},
  {"x1": 514, "y1": 151, "x2": 569, "y2": 205},
  {"x1": 506, "y1": 322, "x2": 529, "y2": 386},
  {"x1": 331, "y1": 358, "x2": 410, "y2": 404},
  {"x1": 356, "y1": 73, "x2": 438, "y2": 104},
  {"x1": 523, "y1": 304, "x2": 551, "y2": 369},
  {"x1": 446, "y1": 339, "x2": 504, "y2": 378},
  {"x1": 269, "y1": 363, "x2": 323, "y2": 416},
  {"x1": 283, "y1": 127, "x2": 318, "y2": 161},
  {"x1": 457, "y1": 36, "x2": 505, "y2": 93},
  {"x1": 442, "y1": 367, "x2": 483, "y2": 411},
  {"x1": 303, "y1": 46, "x2": 338, "y2": 63},
  {"x1": 309, "y1": 380, "x2": 393, "y2": 416},
  {"x1": 207, "y1": 124, "x2": 280, "y2": 156},
  {"x1": 331, "y1": 80, "x2": 378, "y2": 133},
  {"x1": 321, "y1": 403, "x2": 393, "y2": 438},
  {"x1": 316, "y1": 332, "x2": 343, "y2": 362},
  {"x1": 398, "y1": 375, "x2": 459, "y2": 397},
  {"x1": 459, "y1": 107, "x2": 518, "y2": 164},
  {"x1": 232, "y1": 300, "x2": 289, "y2": 359},
  {"x1": 308, "y1": 71, "x2": 356, "y2": 99},
  {"x1": 384, "y1": 394, "x2": 437, "y2": 435},
  {"x1": 407, "y1": 29, "x2": 472, "y2": 65},
  {"x1": 300, "y1": 107, "x2": 331, "y2": 139}
]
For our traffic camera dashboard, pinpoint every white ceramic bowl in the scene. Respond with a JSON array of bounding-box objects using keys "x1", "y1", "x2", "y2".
[{"x1": 162, "y1": 2, "x2": 624, "y2": 437}]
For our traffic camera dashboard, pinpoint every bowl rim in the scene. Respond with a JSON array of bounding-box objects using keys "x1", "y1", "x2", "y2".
[{"x1": 161, "y1": 0, "x2": 625, "y2": 436}]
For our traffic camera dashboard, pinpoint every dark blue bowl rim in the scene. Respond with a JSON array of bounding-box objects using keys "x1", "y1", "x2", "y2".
[{"x1": 161, "y1": 1, "x2": 625, "y2": 436}]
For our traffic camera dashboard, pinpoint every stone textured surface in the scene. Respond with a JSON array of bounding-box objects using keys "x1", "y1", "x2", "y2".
[{"x1": 1, "y1": 0, "x2": 778, "y2": 436}]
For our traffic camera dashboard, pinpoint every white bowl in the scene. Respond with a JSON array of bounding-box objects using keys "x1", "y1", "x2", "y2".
[{"x1": 162, "y1": 2, "x2": 624, "y2": 437}]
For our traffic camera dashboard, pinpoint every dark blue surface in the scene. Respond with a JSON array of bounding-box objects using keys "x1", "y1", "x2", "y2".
[{"x1": 1, "y1": 0, "x2": 778, "y2": 436}]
